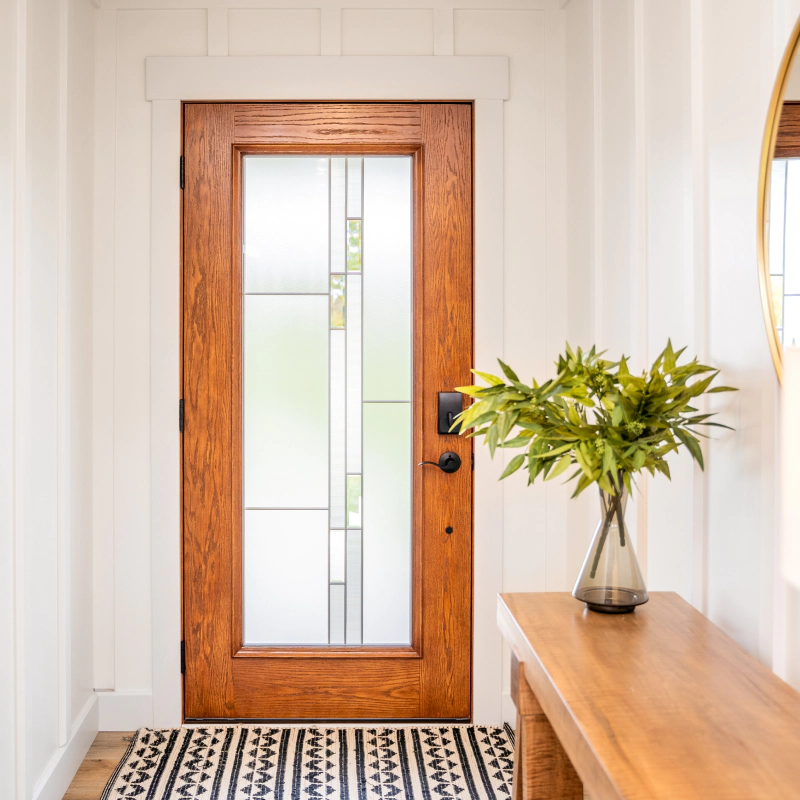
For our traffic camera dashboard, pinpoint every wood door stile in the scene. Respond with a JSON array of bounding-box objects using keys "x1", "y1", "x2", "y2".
[{"x1": 182, "y1": 103, "x2": 474, "y2": 720}]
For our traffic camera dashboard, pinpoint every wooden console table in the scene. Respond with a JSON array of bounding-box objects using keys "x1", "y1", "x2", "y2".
[{"x1": 498, "y1": 592, "x2": 800, "y2": 800}]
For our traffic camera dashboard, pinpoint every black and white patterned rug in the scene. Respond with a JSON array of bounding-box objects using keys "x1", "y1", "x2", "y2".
[{"x1": 101, "y1": 724, "x2": 515, "y2": 799}]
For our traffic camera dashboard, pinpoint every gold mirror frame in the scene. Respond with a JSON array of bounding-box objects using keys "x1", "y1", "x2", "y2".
[{"x1": 758, "y1": 14, "x2": 800, "y2": 382}]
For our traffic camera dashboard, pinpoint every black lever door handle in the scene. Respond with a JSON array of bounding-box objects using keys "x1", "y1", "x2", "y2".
[{"x1": 418, "y1": 452, "x2": 462, "y2": 473}]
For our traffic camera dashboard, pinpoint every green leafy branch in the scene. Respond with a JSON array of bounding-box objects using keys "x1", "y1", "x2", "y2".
[{"x1": 455, "y1": 341, "x2": 736, "y2": 497}]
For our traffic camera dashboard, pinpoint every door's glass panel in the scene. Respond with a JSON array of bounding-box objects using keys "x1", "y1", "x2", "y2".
[
  {"x1": 244, "y1": 295, "x2": 328, "y2": 508},
  {"x1": 362, "y1": 403, "x2": 411, "y2": 645},
  {"x1": 363, "y1": 158, "x2": 412, "y2": 401},
  {"x1": 331, "y1": 275, "x2": 346, "y2": 329},
  {"x1": 243, "y1": 157, "x2": 330, "y2": 294},
  {"x1": 331, "y1": 158, "x2": 346, "y2": 273},
  {"x1": 346, "y1": 529, "x2": 363, "y2": 644},
  {"x1": 347, "y1": 275, "x2": 362, "y2": 473},
  {"x1": 330, "y1": 529, "x2": 346, "y2": 583},
  {"x1": 329, "y1": 584, "x2": 345, "y2": 645},
  {"x1": 347, "y1": 157, "x2": 363, "y2": 218},
  {"x1": 244, "y1": 510, "x2": 328, "y2": 645},
  {"x1": 330, "y1": 330, "x2": 346, "y2": 527},
  {"x1": 242, "y1": 155, "x2": 412, "y2": 647},
  {"x1": 347, "y1": 475, "x2": 362, "y2": 528},
  {"x1": 347, "y1": 220, "x2": 363, "y2": 272}
]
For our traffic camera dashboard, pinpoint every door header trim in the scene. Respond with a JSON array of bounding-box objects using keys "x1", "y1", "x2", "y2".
[{"x1": 145, "y1": 56, "x2": 509, "y2": 101}]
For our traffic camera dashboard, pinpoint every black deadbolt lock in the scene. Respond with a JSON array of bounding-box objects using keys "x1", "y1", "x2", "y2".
[{"x1": 438, "y1": 392, "x2": 463, "y2": 435}]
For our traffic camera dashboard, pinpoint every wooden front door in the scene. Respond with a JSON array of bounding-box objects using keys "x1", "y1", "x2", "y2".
[{"x1": 182, "y1": 103, "x2": 473, "y2": 720}]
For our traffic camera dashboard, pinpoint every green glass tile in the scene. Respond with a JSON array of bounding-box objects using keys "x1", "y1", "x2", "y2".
[
  {"x1": 347, "y1": 474, "x2": 362, "y2": 528},
  {"x1": 331, "y1": 274, "x2": 345, "y2": 329},
  {"x1": 347, "y1": 219, "x2": 362, "y2": 272}
]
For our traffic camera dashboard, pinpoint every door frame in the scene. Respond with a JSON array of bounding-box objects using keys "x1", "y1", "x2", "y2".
[{"x1": 147, "y1": 55, "x2": 508, "y2": 727}]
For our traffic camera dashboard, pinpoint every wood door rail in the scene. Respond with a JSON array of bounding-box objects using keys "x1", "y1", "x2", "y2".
[{"x1": 498, "y1": 592, "x2": 800, "y2": 800}]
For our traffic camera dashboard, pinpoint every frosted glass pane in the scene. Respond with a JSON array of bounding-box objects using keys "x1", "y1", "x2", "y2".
[
  {"x1": 785, "y1": 161, "x2": 800, "y2": 294},
  {"x1": 330, "y1": 330, "x2": 346, "y2": 527},
  {"x1": 770, "y1": 160, "x2": 787, "y2": 276},
  {"x1": 347, "y1": 157, "x2": 363, "y2": 217},
  {"x1": 362, "y1": 403, "x2": 411, "y2": 645},
  {"x1": 786, "y1": 295, "x2": 800, "y2": 346},
  {"x1": 330, "y1": 584, "x2": 345, "y2": 644},
  {"x1": 363, "y1": 158, "x2": 412, "y2": 401},
  {"x1": 331, "y1": 275, "x2": 345, "y2": 329},
  {"x1": 331, "y1": 158, "x2": 346, "y2": 273},
  {"x1": 244, "y1": 295, "x2": 328, "y2": 508},
  {"x1": 244, "y1": 510, "x2": 328, "y2": 644},
  {"x1": 346, "y1": 529, "x2": 362, "y2": 644},
  {"x1": 330, "y1": 529, "x2": 345, "y2": 583},
  {"x1": 347, "y1": 475, "x2": 362, "y2": 528},
  {"x1": 347, "y1": 220, "x2": 362, "y2": 272},
  {"x1": 244, "y1": 157, "x2": 329, "y2": 294},
  {"x1": 347, "y1": 276, "x2": 362, "y2": 473}
]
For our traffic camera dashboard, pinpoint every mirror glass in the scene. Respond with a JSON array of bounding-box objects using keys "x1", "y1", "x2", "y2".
[{"x1": 760, "y1": 21, "x2": 800, "y2": 378}]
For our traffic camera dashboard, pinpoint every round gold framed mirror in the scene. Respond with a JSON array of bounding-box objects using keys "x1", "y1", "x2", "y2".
[{"x1": 758, "y1": 15, "x2": 800, "y2": 381}]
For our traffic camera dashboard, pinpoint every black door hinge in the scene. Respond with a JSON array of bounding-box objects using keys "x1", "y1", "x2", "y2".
[
  {"x1": 179, "y1": 399, "x2": 185, "y2": 432},
  {"x1": 180, "y1": 641, "x2": 185, "y2": 674},
  {"x1": 471, "y1": 453, "x2": 474, "y2": 470},
  {"x1": 180, "y1": 156, "x2": 185, "y2": 189}
]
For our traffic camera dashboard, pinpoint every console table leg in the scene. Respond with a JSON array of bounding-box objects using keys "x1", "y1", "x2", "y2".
[{"x1": 511, "y1": 655, "x2": 582, "y2": 800}]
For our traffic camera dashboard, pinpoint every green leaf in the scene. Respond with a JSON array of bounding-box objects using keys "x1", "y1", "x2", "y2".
[
  {"x1": 471, "y1": 370, "x2": 505, "y2": 386},
  {"x1": 675, "y1": 428, "x2": 704, "y2": 469},
  {"x1": 499, "y1": 454, "x2": 526, "y2": 480},
  {"x1": 497, "y1": 359, "x2": 520, "y2": 383},
  {"x1": 545, "y1": 454, "x2": 573, "y2": 481},
  {"x1": 487, "y1": 425, "x2": 499, "y2": 459}
]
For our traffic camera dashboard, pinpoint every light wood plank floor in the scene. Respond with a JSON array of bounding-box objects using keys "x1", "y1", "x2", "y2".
[{"x1": 63, "y1": 732, "x2": 134, "y2": 800}]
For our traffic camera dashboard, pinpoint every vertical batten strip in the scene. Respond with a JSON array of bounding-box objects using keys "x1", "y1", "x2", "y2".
[
  {"x1": 689, "y1": 0, "x2": 708, "y2": 615},
  {"x1": 57, "y1": 0, "x2": 70, "y2": 749},
  {"x1": 321, "y1": 8, "x2": 342, "y2": 56},
  {"x1": 591, "y1": 0, "x2": 604, "y2": 349},
  {"x1": 92, "y1": 7, "x2": 117, "y2": 693},
  {"x1": 433, "y1": 8, "x2": 454, "y2": 56},
  {"x1": 207, "y1": 8, "x2": 229, "y2": 57},
  {"x1": 632, "y1": 0, "x2": 649, "y2": 581}
]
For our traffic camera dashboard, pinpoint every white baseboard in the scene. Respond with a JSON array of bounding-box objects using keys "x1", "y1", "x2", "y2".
[
  {"x1": 32, "y1": 695, "x2": 99, "y2": 800},
  {"x1": 97, "y1": 690, "x2": 153, "y2": 730}
]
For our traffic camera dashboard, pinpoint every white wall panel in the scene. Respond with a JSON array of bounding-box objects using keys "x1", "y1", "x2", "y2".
[
  {"x1": 113, "y1": 9, "x2": 206, "y2": 692},
  {"x1": 229, "y1": 9, "x2": 321, "y2": 56},
  {"x1": 341, "y1": 9, "x2": 433, "y2": 55}
]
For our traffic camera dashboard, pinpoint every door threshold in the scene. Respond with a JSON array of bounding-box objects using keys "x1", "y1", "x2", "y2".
[{"x1": 184, "y1": 717, "x2": 472, "y2": 725}]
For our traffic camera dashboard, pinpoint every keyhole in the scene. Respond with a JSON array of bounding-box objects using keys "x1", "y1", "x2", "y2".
[{"x1": 445, "y1": 526, "x2": 453, "y2": 535}]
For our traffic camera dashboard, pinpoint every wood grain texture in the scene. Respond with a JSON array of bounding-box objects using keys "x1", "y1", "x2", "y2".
[
  {"x1": 775, "y1": 101, "x2": 800, "y2": 157},
  {"x1": 232, "y1": 659, "x2": 420, "y2": 718},
  {"x1": 63, "y1": 733, "x2": 134, "y2": 800},
  {"x1": 510, "y1": 656, "x2": 582, "y2": 800},
  {"x1": 183, "y1": 103, "x2": 474, "y2": 720},
  {"x1": 234, "y1": 103, "x2": 422, "y2": 143},
  {"x1": 419, "y1": 104, "x2": 474, "y2": 719},
  {"x1": 183, "y1": 103, "x2": 237, "y2": 719},
  {"x1": 498, "y1": 592, "x2": 800, "y2": 800}
]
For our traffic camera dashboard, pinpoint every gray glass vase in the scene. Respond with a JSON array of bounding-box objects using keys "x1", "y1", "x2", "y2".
[{"x1": 572, "y1": 476, "x2": 648, "y2": 613}]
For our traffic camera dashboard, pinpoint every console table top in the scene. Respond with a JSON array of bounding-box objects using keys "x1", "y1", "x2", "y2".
[{"x1": 498, "y1": 591, "x2": 800, "y2": 800}]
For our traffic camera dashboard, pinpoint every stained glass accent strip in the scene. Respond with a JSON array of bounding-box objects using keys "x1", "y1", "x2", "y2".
[
  {"x1": 346, "y1": 275, "x2": 362, "y2": 473},
  {"x1": 331, "y1": 157, "x2": 346, "y2": 273},
  {"x1": 347, "y1": 220, "x2": 362, "y2": 272},
  {"x1": 331, "y1": 274, "x2": 346, "y2": 329},
  {"x1": 330, "y1": 330, "x2": 346, "y2": 528},
  {"x1": 347, "y1": 157, "x2": 363, "y2": 218},
  {"x1": 347, "y1": 475, "x2": 362, "y2": 529},
  {"x1": 329, "y1": 583, "x2": 345, "y2": 645},
  {"x1": 346, "y1": 529, "x2": 362, "y2": 644}
]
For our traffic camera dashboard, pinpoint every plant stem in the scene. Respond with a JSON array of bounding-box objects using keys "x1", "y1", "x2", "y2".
[{"x1": 589, "y1": 499, "x2": 617, "y2": 579}]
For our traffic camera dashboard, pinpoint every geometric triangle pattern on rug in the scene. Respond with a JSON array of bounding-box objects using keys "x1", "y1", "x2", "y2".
[{"x1": 100, "y1": 724, "x2": 515, "y2": 800}]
